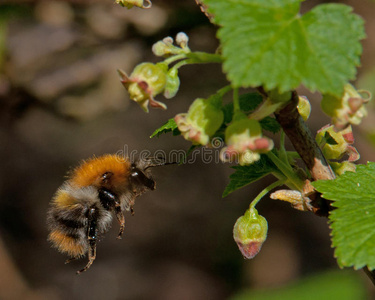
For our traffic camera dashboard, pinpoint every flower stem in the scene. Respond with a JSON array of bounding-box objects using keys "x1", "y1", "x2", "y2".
[
  {"x1": 209, "y1": 85, "x2": 233, "y2": 107},
  {"x1": 172, "y1": 59, "x2": 189, "y2": 70},
  {"x1": 249, "y1": 97, "x2": 285, "y2": 121},
  {"x1": 164, "y1": 54, "x2": 187, "y2": 66},
  {"x1": 186, "y1": 51, "x2": 223, "y2": 63},
  {"x1": 266, "y1": 150, "x2": 305, "y2": 191},
  {"x1": 233, "y1": 88, "x2": 240, "y2": 114},
  {"x1": 216, "y1": 85, "x2": 232, "y2": 97},
  {"x1": 250, "y1": 179, "x2": 286, "y2": 209},
  {"x1": 165, "y1": 51, "x2": 222, "y2": 72},
  {"x1": 279, "y1": 131, "x2": 289, "y2": 164}
]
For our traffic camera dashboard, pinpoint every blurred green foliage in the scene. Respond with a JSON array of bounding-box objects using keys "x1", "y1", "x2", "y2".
[{"x1": 230, "y1": 270, "x2": 367, "y2": 300}]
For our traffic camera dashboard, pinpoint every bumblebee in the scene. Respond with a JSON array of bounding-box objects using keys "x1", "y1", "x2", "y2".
[{"x1": 47, "y1": 154, "x2": 165, "y2": 274}]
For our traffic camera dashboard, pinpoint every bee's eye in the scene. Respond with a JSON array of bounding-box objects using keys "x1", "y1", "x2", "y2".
[{"x1": 131, "y1": 168, "x2": 155, "y2": 190}]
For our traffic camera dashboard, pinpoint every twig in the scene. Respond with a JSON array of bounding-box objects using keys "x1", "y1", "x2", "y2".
[
  {"x1": 274, "y1": 91, "x2": 375, "y2": 285},
  {"x1": 273, "y1": 91, "x2": 336, "y2": 216},
  {"x1": 274, "y1": 91, "x2": 335, "y2": 182}
]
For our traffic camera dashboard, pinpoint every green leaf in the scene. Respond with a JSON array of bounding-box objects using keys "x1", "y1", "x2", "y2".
[
  {"x1": 203, "y1": 0, "x2": 365, "y2": 96},
  {"x1": 259, "y1": 117, "x2": 281, "y2": 134},
  {"x1": 313, "y1": 163, "x2": 375, "y2": 270},
  {"x1": 222, "y1": 92, "x2": 280, "y2": 133},
  {"x1": 231, "y1": 270, "x2": 366, "y2": 300},
  {"x1": 150, "y1": 118, "x2": 180, "y2": 138},
  {"x1": 223, "y1": 92, "x2": 263, "y2": 123},
  {"x1": 223, "y1": 155, "x2": 277, "y2": 197},
  {"x1": 238, "y1": 92, "x2": 264, "y2": 112}
]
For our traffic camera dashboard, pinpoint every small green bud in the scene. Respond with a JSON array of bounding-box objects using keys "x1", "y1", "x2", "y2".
[
  {"x1": 152, "y1": 38, "x2": 181, "y2": 57},
  {"x1": 175, "y1": 32, "x2": 189, "y2": 49},
  {"x1": 115, "y1": 0, "x2": 151, "y2": 9},
  {"x1": 175, "y1": 97, "x2": 224, "y2": 146},
  {"x1": 164, "y1": 68, "x2": 180, "y2": 99},
  {"x1": 118, "y1": 62, "x2": 168, "y2": 112},
  {"x1": 152, "y1": 41, "x2": 171, "y2": 57},
  {"x1": 233, "y1": 207, "x2": 268, "y2": 259},
  {"x1": 220, "y1": 119, "x2": 273, "y2": 165},
  {"x1": 297, "y1": 96, "x2": 311, "y2": 121}
]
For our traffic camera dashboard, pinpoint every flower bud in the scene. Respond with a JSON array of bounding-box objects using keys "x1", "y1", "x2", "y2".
[
  {"x1": 175, "y1": 97, "x2": 224, "y2": 146},
  {"x1": 152, "y1": 41, "x2": 171, "y2": 57},
  {"x1": 115, "y1": 0, "x2": 151, "y2": 9},
  {"x1": 297, "y1": 96, "x2": 311, "y2": 121},
  {"x1": 220, "y1": 119, "x2": 273, "y2": 165},
  {"x1": 316, "y1": 125, "x2": 359, "y2": 162},
  {"x1": 118, "y1": 62, "x2": 168, "y2": 112},
  {"x1": 233, "y1": 207, "x2": 268, "y2": 259},
  {"x1": 321, "y1": 84, "x2": 371, "y2": 130},
  {"x1": 152, "y1": 39, "x2": 181, "y2": 57},
  {"x1": 164, "y1": 68, "x2": 180, "y2": 99},
  {"x1": 175, "y1": 32, "x2": 189, "y2": 48}
]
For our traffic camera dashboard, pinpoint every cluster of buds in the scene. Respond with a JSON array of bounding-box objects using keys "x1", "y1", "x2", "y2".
[
  {"x1": 316, "y1": 125, "x2": 359, "y2": 175},
  {"x1": 118, "y1": 62, "x2": 180, "y2": 112},
  {"x1": 152, "y1": 32, "x2": 190, "y2": 57},
  {"x1": 118, "y1": 33, "x2": 192, "y2": 112},
  {"x1": 115, "y1": 0, "x2": 152, "y2": 9},
  {"x1": 321, "y1": 84, "x2": 371, "y2": 130},
  {"x1": 220, "y1": 118, "x2": 274, "y2": 166},
  {"x1": 175, "y1": 97, "x2": 224, "y2": 146},
  {"x1": 233, "y1": 207, "x2": 268, "y2": 259}
]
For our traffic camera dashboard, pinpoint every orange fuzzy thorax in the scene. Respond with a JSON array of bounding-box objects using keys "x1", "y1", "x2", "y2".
[{"x1": 70, "y1": 154, "x2": 131, "y2": 188}]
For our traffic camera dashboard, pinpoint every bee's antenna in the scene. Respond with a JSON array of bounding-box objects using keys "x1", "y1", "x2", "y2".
[{"x1": 144, "y1": 161, "x2": 177, "y2": 170}]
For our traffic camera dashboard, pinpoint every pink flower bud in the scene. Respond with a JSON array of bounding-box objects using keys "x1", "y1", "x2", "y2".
[
  {"x1": 316, "y1": 125, "x2": 359, "y2": 162},
  {"x1": 233, "y1": 207, "x2": 268, "y2": 259},
  {"x1": 220, "y1": 119, "x2": 273, "y2": 165},
  {"x1": 118, "y1": 63, "x2": 168, "y2": 112},
  {"x1": 175, "y1": 97, "x2": 224, "y2": 146},
  {"x1": 321, "y1": 84, "x2": 371, "y2": 130}
]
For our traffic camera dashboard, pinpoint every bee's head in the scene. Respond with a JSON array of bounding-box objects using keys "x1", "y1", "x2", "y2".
[{"x1": 130, "y1": 156, "x2": 174, "y2": 191}]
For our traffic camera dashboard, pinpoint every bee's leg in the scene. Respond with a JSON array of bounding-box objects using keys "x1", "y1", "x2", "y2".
[
  {"x1": 76, "y1": 239, "x2": 96, "y2": 274},
  {"x1": 128, "y1": 194, "x2": 136, "y2": 216},
  {"x1": 65, "y1": 257, "x2": 78, "y2": 264},
  {"x1": 98, "y1": 188, "x2": 125, "y2": 239},
  {"x1": 114, "y1": 202, "x2": 125, "y2": 239},
  {"x1": 77, "y1": 207, "x2": 98, "y2": 274}
]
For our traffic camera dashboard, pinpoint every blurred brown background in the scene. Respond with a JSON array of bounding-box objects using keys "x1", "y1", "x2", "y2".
[{"x1": 0, "y1": 0, "x2": 375, "y2": 299}]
